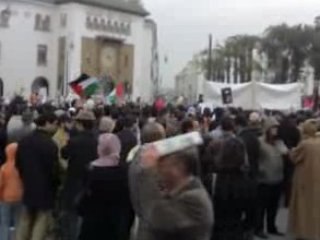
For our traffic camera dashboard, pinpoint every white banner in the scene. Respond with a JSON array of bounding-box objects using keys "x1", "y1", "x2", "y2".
[{"x1": 203, "y1": 81, "x2": 302, "y2": 110}]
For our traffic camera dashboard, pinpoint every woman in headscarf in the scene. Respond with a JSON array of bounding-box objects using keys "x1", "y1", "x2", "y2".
[
  {"x1": 78, "y1": 134, "x2": 132, "y2": 240},
  {"x1": 289, "y1": 119, "x2": 320, "y2": 240}
]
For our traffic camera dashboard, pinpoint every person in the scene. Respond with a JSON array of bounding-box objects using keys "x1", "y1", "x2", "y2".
[
  {"x1": 78, "y1": 134, "x2": 131, "y2": 240},
  {"x1": 212, "y1": 137, "x2": 255, "y2": 240},
  {"x1": 236, "y1": 112, "x2": 262, "y2": 179},
  {"x1": 255, "y1": 118, "x2": 288, "y2": 238},
  {"x1": 0, "y1": 143, "x2": 23, "y2": 240},
  {"x1": 278, "y1": 115, "x2": 301, "y2": 207},
  {"x1": 98, "y1": 116, "x2": 115, "y2": 134},
  {"x1": 212, "y1": 116, "x2": 235, "y2": 141},
  {"x1": 7, "y1": 108, "x2": 35, "y2": 143},
  {"x1": 129, "y1": 122, "x2": 166, "y2": 240},
  {"x1": 117, "y1": 115, "x2": 138, "y2": 163},
  {"x1": 53, "y1": 114, "x2": 73, "y2": 173},
  {"x1": 289, "y1": 119, "x2": 320, "y2": 240},
  {"x1": 133, "y1": 145, "x2": 213, "y2": 240},
  {"x1": 60, "y1": 110, "x2": 98, "y2": 240},
  {"x1": 181, "y1": 118, "x2": 197, "y2": 133},
  {"x1": 15, "y1": 113, "x2": 59, "y2": 240}
]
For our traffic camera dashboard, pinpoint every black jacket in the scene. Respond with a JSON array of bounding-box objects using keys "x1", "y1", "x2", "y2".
[
  {"x1": 79, "y1": 165, "x2": 131, "y2": 240},
  {"x1": 238, "y1": 127, "x2": 262, "y2": 179},
  {"x1": 16, "y1": 129, "x2": 58, "y2": 210},
  {"x1": 61, "y1": 130, "x2": 98, "y2": 210},
  {"x1": 117, "y1": 129, "x2": 137, "y2": 163}
]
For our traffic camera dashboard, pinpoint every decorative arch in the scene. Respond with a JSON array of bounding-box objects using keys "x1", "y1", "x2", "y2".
[{"x1": 31, "y1": 77, "x2": 49, "y2": 96}]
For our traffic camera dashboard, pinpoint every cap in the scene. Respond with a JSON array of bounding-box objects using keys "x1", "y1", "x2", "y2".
[{"x1": 75, "y1": 110, "x2": 96, "y2": 121}]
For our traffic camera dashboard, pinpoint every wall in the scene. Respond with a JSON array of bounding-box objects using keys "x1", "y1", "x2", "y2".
[
  {"x1": 0, "y1": 0, "x2": 58, "y2": 98},
  {"x1": 61, "y1": 3, "x2": 154, "y2": 101},
  {"x1": 175, "y1": 71, "x2": 204, "y2": 104},
  {"x1": 0, "y1": 0, "x2": 156, "y2": 102}
]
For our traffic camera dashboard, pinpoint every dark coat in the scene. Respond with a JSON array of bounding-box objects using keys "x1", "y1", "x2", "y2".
[
  {"x1": 117, "y1": 129, "x2": 137, "y2": 163},
  {"x1": 61, "y1": 130, "x2": 98, "y2": 210},
  {"x1": 213, "y1": 171, "x2": 256, "y2": 240},
  {"x1": 16, "y1": 129, "x2": 59, "y2": 210},
  {"x1": 238, "y1": 127, "x2": 262, "y2": 179},
  {"x1": 79, "y1": 165, "x2": 132, "y2": 240}
]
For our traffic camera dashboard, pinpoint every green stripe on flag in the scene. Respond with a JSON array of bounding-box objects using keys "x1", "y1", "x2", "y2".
[
  {"x1": 106, "y1": 89, "x2": 116, "y2": 104},
  {"x1": 80, "y1": 77, "x2": 99, "y2": 96}
]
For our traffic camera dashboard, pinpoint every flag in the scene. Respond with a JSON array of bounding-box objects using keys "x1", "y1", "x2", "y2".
[
  {"x1": 116, "y1": 82, "x2": 124, "y2": 98},
  {"x1": 69, "y1": 74, "x2": 99, "y2": 97},
  {"x1": 106, "y1": 89, "x2": 116, "y2": 105},
  {"x1": 106, "y1": 82, "x2": 125, "y2": 105}
]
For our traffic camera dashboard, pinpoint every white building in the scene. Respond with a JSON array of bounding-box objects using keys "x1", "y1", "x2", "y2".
[
  {"x1": 0, "y1": 0, "x2": 158, "y2": 101},
  {"x1": 175, "y1": 63, "x2": 204, "y2": 105}
]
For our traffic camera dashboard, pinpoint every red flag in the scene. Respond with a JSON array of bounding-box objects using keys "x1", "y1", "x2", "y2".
[{"x1": 116, "y1": 82, "x2": 124, "y2": 98}]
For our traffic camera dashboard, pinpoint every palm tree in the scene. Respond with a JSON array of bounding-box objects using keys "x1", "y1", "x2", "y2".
[{"x1": 262, "y1": 24, "x2": 292, "y2": 83}]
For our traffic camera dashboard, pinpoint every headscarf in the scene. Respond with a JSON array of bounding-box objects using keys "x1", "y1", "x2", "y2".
[
  {"x1": 302, "y1": 119, "x2": 317, "y2": 139},
  {"x1": 99, "y1": 117, "x2": 115, "y2": 133},
  {"x1": 92, "y1": 134, "x2": 121, "y2": 167}
]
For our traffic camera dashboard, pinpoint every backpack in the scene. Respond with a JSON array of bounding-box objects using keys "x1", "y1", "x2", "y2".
[{"x1": 0, "y1": 143, "x2": 23, "y2": 203}]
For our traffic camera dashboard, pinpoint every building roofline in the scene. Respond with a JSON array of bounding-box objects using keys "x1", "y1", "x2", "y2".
[{"x1": 55, "y1": 0, "x2": 149, "y2": 17}]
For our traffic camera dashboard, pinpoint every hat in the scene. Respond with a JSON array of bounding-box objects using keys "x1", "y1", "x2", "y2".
[
  {"x1": 264, "y1": 117, "x2": 279, "y2": 131},
  {"x1": 75, "y1": 110, "x2": 95, "y2": 121},
  {"x1": 249, "y1": 112, "x2": 262, "y2": 123}
]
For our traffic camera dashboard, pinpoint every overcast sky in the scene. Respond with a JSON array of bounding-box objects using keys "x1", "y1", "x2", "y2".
[{"x1": 143, "y1": 0, "x2": 320, "y2": 88}]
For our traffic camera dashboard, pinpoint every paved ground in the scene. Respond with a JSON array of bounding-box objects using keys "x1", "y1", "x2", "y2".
[{"x1": 255, "y1": 209, "x2": 290, "y2": 240}]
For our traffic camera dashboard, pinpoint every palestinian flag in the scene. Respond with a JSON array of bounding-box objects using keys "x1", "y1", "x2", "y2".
[
  {"x1": 106, "y1": 89, "x2": 116, "y2": 104},
  {"x1": 69, "y1": 74, "x2": 99, "y2": 97},
  {"x1": 106, "y1": 82, "x2": 124, "y2": 104}
]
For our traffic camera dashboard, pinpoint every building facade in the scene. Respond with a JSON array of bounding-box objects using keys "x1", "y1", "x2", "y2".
[
  {"x1": 175, "y1": 65, "x2": 204, "y2": 105},
  {"x1": 0, "y1": 0, "x2": 158, "y2": 101}
]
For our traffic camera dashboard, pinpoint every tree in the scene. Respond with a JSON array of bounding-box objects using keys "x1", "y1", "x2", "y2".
[{"x1": 186, "y1": 21, "x2": 320, "y2": 85}]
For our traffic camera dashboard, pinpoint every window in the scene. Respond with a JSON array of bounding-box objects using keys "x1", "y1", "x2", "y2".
[
  {"x1": 0, "y1": 9, "x2": 10, "y2": 28},
  {"x1": 37, "y1": 45, "x2": 47, "y2": 66},
  {"x1": 35, "y1": 14, "x2": 51, "y2": 31},
  {"x1": 93, "y1": 18, "x2": 98, "y2": 29},
  {"x1": 42, "y1": 15, "x2": 50, "y2": 31},
  {"x1": 35, "y1": 14, "x2": 41, "y2": 30}
]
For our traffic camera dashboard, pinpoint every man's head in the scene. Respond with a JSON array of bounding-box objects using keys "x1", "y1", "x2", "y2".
[
  {"x1": 181, "y1": 118, "x2": 200, "y2": 133},
  {"x1": 57, "y1": 114, "x2": 72, "y2": 131},
  {"x1": 74, "y1": 110, "x2": 96, "y2": 132},
  {"x1": 158, "y1": 148, "x2": 199, "y2": 190},
  {"x1": 234, "y1": 114, "x2": 247, "y2": 132},
  {"x1": 181, "y1": 118, "x2": 195, "y2": 133},
  {"x1": 35, "y1": 113, "x2": 58, "y2": 134},
  {"x1": 22, "y1": 109, "x2": 34, "y2": 126},
  {"x1": 249, "y1": 112, "x2": 262, "y2": 128},
  {"x1": 221, "y1": 116, "x2": 235, "y2": 133},
  {"x1": 141, "y1": 122, "x2": 166, "y2": 144},
  {"x1": 123, "y1": 115, "x2": 136, "y2": 130}
]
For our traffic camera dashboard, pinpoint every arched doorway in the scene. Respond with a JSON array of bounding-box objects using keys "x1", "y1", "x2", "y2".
[
  {"x1": 32, "y1": 77, "x2": 49, "y2": 100},
  {"x1": 0, "y1": 78, "x2": 3, "y2": 97}
]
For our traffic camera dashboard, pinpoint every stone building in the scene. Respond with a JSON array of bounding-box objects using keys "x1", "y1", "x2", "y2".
[{"x1": 0, "y1": 0, "x2": 158, "y2": 101}]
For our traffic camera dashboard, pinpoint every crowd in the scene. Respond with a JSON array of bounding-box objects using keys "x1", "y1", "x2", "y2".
[{"x1": 0, "y1": 95, "x2": 319, "y2": 240}]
